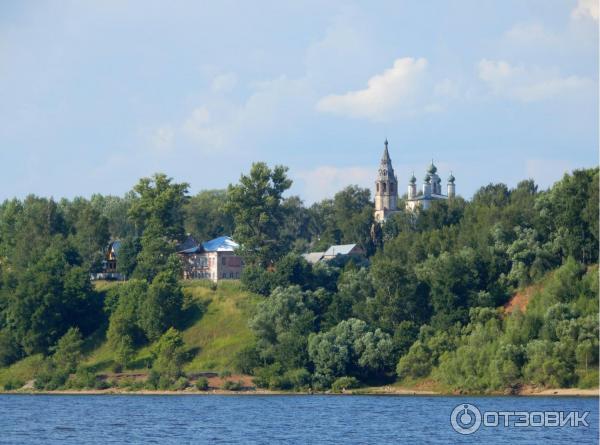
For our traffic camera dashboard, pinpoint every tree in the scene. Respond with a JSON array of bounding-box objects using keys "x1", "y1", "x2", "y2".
[
  {"x1": 249, "y1": 286, "x2": 315, "y2": 370},
  {"x1": 184, "y1": 189, "x2": 234, "y2": 241},
  {"x1": 128, "y1": 174, "x2": 189, "y2": 281},
  {"x1": 5, "y1": 240, "x2": 101, "y2": 354},
  {"x1": 52, "y1": 327, "x2": 83, "y2": 375},
  {"x1": 226, "y1": 162, "x2": 292, "y2": 266},
  {"x1": 106, "y1": 279, "x2": 148, "y2": 367},
  {"x1": 139, "y1": 266, "x2": 184, "y2": 341},
  {"x1": 151, "y1": 328, "x2": 186, "y2": 384},
  {"x1": 308, "y1": 318, "x2": 394, "y2": 387}
]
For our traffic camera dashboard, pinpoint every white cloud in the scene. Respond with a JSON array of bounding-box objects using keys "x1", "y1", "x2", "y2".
[
  {"x1": 166, "y1": 76, "x2": 315, "y2": 155},
  {"x1": 503, "y1": 22, "x2": 559, "y2": 47},
  {"x1": 295, "y1": 165, "x2": 374, "y2": 203},
  {"x1": 211, "y1": 72, "x2": 238, "y2": 93},
  {"x1": 477, "y1": 59, "x2": 593, "y2": 102},
  {"x1": 571, "y1": 0, "x2": 599, "y2": 21},
  {"x1": 316, "y1": 57, "x2": 431, "y2": 121}
]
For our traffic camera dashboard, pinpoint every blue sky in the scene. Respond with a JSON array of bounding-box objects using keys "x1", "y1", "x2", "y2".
[{"x1": 0, "y1": 0, "x2": 597, "y2": 203}]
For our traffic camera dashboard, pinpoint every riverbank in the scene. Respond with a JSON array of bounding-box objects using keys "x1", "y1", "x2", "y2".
[{"x1": 2, "y1": 385, "x2": 597, "y2": 397}]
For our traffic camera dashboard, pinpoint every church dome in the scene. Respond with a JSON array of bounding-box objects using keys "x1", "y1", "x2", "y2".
[
  {"x1": 409, "y1": 173, "x2": 416, "y2": 184},
  {"x1": 424, "y1": 173, "x2": 431, "y2": 183},
  {"x1": 427, "y1": 162, "x2": 437, "y2": 174},
  {"x1": 448, "y1": 172, "x2": 455, "y2": 183}
]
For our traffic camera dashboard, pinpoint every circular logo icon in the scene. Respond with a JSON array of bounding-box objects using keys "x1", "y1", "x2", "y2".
[{"x1": 451, "y1": 403, "x2": 482, "y2": 435}]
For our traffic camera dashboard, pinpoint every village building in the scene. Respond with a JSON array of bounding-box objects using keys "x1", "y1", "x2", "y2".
[
  {"x1": 177, "y1": 236, "x2": 243, "y2": 282},
  {"x1": 374, "y1": 140, "x2": 456, "y2": 221},
  {"x1": 92, "y1": 240, "x2": 123, "y2": 280},
  {"x1": 302, "y1": 243, "x2": 365, "y2": 264}
]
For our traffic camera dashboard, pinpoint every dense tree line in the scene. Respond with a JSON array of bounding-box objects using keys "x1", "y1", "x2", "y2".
[
  {"x1": 0, "y1": 163, "x2": 597, "y2": 392},
  {"x1": 237, "y1": 168, "x2": 598, "y2": 391}
]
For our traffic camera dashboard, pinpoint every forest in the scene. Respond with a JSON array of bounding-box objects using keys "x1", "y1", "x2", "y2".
[{"x1": 0, "y1": 162, "x2": 598, "y2": 393}]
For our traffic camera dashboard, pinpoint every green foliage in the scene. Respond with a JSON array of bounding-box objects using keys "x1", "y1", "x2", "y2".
[
  {"x1": 226, "y1": 162, "x2": 292, "y2": 267},
  {"x1": 249, "y1": 286, "x2": 315, "y2": 371},
  {"x1": 222, "y1": 379, "x2": 243, "y2": 391},
  {"x1": 1, "y1": 167, "x2": 597, "y2": 395},
  {"x1": 0, "y1": 329, "x2": 21, "y2": 367},
  {"x1": 3, "y1": 241, "x2": 101, "y2": 355},
  {"x1": 140, "y1": 269, "x2": 184, "y2": 341},
  {"x1": 151, "y1": 328, "x2": 186, "y2": 385},
  {"x1": 184, "y1": 190, "x2": 234, "y2": 242},
  {"x1": 331, "y1": 376, "x2": 360, "y2": 392},
  {"x1": 195, "y1": 377, "x2": 209, "y2": 390},
  {"x1": 52, "y1": 327, "x2": 83, "y2": 375},
  {"x1": 308, "y1": 318, "x2": 394, "y2": 387}
]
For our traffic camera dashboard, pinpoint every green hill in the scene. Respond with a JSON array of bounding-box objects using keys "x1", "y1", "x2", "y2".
[{"x1": 0, "y1": 280, "x2": 260, "y2": 388}]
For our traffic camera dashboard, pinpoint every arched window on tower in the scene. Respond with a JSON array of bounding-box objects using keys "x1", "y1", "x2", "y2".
[
  {"x1": 390, "y1": 183, "x2": 395, "y2": 194},
  {"x1": 376, "y1": 183, "x2": 379, "y2": 192},
  {"x1": 383, "y1": 183, "x2": 387, "y2": 192}
]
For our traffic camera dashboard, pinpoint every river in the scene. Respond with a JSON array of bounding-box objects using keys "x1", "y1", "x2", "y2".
[{"x1": 0, "y1": 394, "x2": 597, "y2": 444}]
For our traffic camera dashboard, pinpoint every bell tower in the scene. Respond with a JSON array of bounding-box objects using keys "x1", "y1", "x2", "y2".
[{"x1": 374, "y1": 139, "x2": 398, "y2": 222}]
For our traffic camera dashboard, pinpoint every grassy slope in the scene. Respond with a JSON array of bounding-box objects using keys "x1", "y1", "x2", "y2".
[{"x1": 0, "y1": 280, "x2": 259, "y2": 386}]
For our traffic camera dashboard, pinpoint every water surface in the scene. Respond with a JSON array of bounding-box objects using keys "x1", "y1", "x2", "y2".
[{"x1": 0, "y1": 394, "x2": 597, "y2": 444}]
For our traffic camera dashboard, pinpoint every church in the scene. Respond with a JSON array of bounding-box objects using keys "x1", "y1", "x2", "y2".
[{"x1": 374, "y1": 140, "x2": 456, "y2": 222}]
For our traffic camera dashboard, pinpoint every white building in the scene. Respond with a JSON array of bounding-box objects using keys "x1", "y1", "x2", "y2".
[{"x1": 373, "y1": 140, "x2": 456, "y2": 220}]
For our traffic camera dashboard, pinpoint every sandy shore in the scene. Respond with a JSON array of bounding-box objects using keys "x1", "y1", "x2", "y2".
[
  {"x1": 521, "y1": 387, "x2": 599, "y2": 397},
  {"x1": 2, "y1": 386, "x2": 597, "y2": 397}
]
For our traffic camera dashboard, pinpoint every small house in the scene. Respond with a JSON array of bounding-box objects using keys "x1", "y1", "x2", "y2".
[{"x1": 178, "y1": 236, "x2": 244, "y2": 282}]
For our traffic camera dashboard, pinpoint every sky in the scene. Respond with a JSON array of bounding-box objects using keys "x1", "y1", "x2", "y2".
[{"x1": 0, "y1": 0, "x2": 598, "y2": 204}]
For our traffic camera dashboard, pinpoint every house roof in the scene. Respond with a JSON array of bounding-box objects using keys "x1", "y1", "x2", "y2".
[
  {"x1": 177, "y1": 235, "x2": 199, "y2": 252},
  {"x1": 302, "y1": 252, "x2": 325, "y2": 264},
  {"x1": 108, "y1": 240, "x2": 121, "y2": 256},
  {"x1": 202, "y1": 236, "x2": 239, "y2": 252},
  {"x1": 323, "y1": 244, "x2": 358, "y2": 257}
]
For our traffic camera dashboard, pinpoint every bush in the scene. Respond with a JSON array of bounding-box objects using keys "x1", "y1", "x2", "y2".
[
  {"x1": 222, "y1": 380, "x2": 243, "y2": 391},
  {"x1": 234, "y1": 345, "x2": 261, "y2": 375},
  {"x1": 219, "y1": 370, "x2": 232, "y2": 378},
  {"x1": 146, "y1": 369, "x2": 160, "y2": 389},
  {"x1": 284, "y1": 368, "x2": 312, "y2": 390},
  {"x1": 331, "y1": 376, "x2": 360, "y2": 392},
  {"x1": 2, "y1": 378, "x2": 24, "y2": 391},
  {"x1": 94, "y1": 379, "x2": 110, "y2": 390},
  {"x1": 158, "y1": 375, "x2": 172, "y2": 390},
  {"x1": 68, "y1": 367, "x2": 97, "y2": 389},
  {"x1": 172, "y1": 377, "x2": 189, "y2": 391},
  {"x1": 195, "y1": 377, "x2": 209, "y2": 391}
]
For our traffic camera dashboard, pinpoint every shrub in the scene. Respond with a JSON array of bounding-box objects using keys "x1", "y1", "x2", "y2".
[
  {"x1": 172, "y1": 377, "x2": 189, "y2": 391},
  {"x1": 219, "y1": 370, "x2": 232, "y2": 378},
  {"x1": 69, "y1": 367, "x2": 97, "y2": 389},
  {"x1": 222, "y1": 380, "x2": 243, "y2": 391},
  {"x1": 94, "y1": 379, "x2": 110, "y2": 390},
  {"x1": 146, "y1": 370, "x2": 160, "y2": 389},
  {"x1": 284, "y1": 368, "x2": 312, "y2": 390},
  {"x1": 331, "y1": 376, "x2": 360, "y2": 392},
  {"x1": 195, "y1": 377, "x2": 209, "y2": 391},
  {"x1": 2, "y1": 378, "x2": 24, "y2": 391}
]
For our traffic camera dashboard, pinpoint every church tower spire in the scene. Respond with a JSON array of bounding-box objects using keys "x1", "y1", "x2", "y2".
[{"x1": 374, "y1": 139, "x2": 398, "y2": 222}]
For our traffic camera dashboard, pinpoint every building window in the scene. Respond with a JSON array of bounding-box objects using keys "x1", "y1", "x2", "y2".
[
  {"x1": 383, "y1": 183, "x2": 387, "y2": 192},
  {"x1": 376, "y1": 183, "x2": 379, "y2": 192},
  {"x1": 222, "y1": 256, "x2": 226, "y2": 265},
  {"x1": 222, "y1": 273, "x2": 226, "y2": 279}
]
